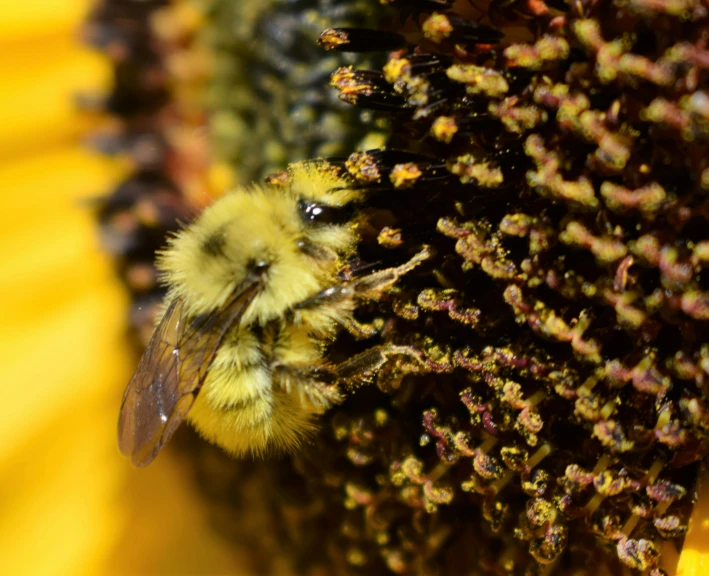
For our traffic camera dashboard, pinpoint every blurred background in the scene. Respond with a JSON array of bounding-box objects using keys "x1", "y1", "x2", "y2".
[{"x1": 0, "y1": 1, "x2": 246, "y2": 573}]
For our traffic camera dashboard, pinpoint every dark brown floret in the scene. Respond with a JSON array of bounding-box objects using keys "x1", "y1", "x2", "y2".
[
  {"x1": 332, "y1": 67, "x2": 410, "y2": 109},
  {"x1": 318, "y1": 0, "x2": 709, "y2": 572},
  {"x1": 319, "y1": 28, "x2": 407, "y2": 53},
  {"x1": 421, "y1": 13, "x2": 504, "y2": 46}
]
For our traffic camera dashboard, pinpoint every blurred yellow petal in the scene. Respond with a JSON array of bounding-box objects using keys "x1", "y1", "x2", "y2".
[
  {"x1": 678, "y1": 467, "x2": 709, "y2": 576},
  {"x1": 0, "y1": 398, "x2": 126, "y2": 576},
  {"x1": 0, "y1": 149, "x2": 243, "y2": 575},
  {"x1": 0, "y1": 4, "x2": 245, "y2": 574},
  {"x1": 0, "y1": 0, "x2": 92, "y2": 45},
  {"x1": 0, "y1": 44, "x2": 109, "y2": 161},
  {"x1": 0, "y1": 148, "x2": 126, "y2": 318},
  {"x1": 0, "y1": 141, "x2": 127, "y2": 571},
  {"x1": 106, "y1": 457, "x2": 246, "y2": 575}
]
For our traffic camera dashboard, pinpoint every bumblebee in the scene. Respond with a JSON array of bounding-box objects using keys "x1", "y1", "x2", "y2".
[{"x1": 118, "y1": 162, "x2": 428, "y2": 466}]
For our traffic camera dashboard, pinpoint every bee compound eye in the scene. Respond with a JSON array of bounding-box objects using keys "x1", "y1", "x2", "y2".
[{"x1": 297, "y1": 198, "x2": 352, "y2": 226}]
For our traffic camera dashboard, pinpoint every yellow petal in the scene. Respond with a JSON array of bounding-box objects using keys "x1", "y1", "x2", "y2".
[
  {"x1": 677, "y1": 466, "x2": 709, "y2": 576},
  {"x1": 0, "y1": 44, "x2": 110, "y2": 161},
  {"x1": 0, "y1": 143, "x2": 245, "y2": 573},
  {"x1": 0, "y1": 398, "x2": 127, "y2": 576},
  {"x1": 0, "y1": 0, "x2": 92, "y2": 45},
  {"x1": 0, "y1": 2, "x2": 247, "y2": 570},
  {"x1": 0, "y1": 145, "x2": 132, "y2": 573}
]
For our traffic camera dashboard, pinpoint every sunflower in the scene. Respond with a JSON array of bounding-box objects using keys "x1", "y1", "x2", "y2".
[{"x1": 3, "y1": 0, "x2": 709, "y2": 575}]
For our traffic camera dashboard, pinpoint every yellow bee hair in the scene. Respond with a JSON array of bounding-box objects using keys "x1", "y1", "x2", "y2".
[
  {"x1": 157, "y1": 161, "x2": 362, "y2": 324},
  {"x1": 154, "y1": 161, "x2": 363, "y2": 456},
  {"x1": 187, "y1": 322, "x2": 330, "y2": 456}
]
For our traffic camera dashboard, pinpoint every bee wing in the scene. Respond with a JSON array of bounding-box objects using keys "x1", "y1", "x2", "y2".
[{"x1": 118, "y1": 278, "x2": 262, "y2": 467}]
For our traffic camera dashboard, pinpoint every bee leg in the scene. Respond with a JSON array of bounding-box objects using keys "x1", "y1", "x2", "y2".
[
  {"x1": 305, "y1": 379, "x2": 343, "y2": 409},
  {"x1": 292, "y1": 290, "x2": 379, "y2": 340},
  {"x1": 272, "y1": 364, "x2": 342, "y2": 408},
  {"x1": 340, "y1": 316, "x2": 383, "y2": 340},
  {"x1": 333, "y1": 344, "x2": 426, "y2": 390},
  {"x1": 348, "y1": 246, "x2": 433, "y2": 300},
  {"x1": 294, "y1": 246, "x2": 432, "y2": 338},
  {"x1": 294, "y1": 246, "x2": 433, "y2": 313},
  {"x1": 336, "y1": 247, "x2": 432, "y2": 338}
]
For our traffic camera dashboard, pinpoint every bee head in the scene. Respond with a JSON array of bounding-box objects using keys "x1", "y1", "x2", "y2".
[{"x1": 158, "y1": 162, "x2": 362, "y2": 324}]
